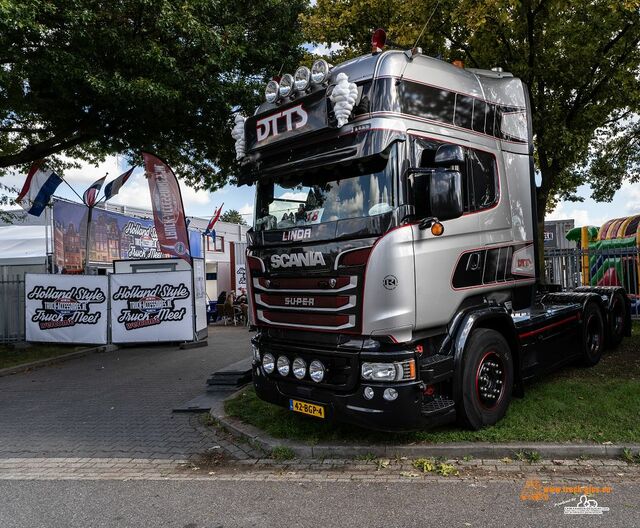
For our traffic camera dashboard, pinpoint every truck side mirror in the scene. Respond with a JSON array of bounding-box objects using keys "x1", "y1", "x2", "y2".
[
  {"x1": 430, "y1": 169, "x2": 464, "y2": 221},
  {"x1": 434, "y1": 144, "x2": 465, "y2": 166}
]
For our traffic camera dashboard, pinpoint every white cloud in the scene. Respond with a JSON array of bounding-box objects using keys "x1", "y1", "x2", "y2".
[
  {"x1": 239, "y1": 202, "x2": 254, "y2": 217},
  {"x1": 622, "y1": 182, "x2": 640, "y2": 214},
  {"x1": 62, "y1": 155, "x2": 124, "y2": 187},
  {"x1": 278, "y1": 191, "x2": 308, "y2": 201},
  {"x1": 110, "y1": 168, "x2": 213, "y2": 213},
  {"x1": 308, "y1": 42, "x2": 344, "y2": 56},
  {"x1": 547, "y1": 202, "x2": 605, "y2": 227}
]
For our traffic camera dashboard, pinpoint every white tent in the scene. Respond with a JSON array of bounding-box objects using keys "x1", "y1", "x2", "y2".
[{"x1": 0, "y1": 225, "x2": 47, "y2": 266}]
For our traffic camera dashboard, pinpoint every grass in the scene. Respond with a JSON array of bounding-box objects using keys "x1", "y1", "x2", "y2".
[
  {"x1": 0, "y1": 343, "x2": 84, "y2": 369},
  {"x1": 271, "y1": 446, "x2": 296, "y2": 460},
  {"x1": 620, "y1": 448, "x2": 640, "y2": 464},
  {"x1": 225, "y1": 323, "x2": 640, "y2": 445},
  {"x1": 515, "y1": 450, "x2": 541, "y2": 463}
]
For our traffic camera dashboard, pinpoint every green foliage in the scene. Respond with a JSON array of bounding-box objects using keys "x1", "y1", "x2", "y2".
[
  {"x1": 0, "y1": 0, "x2": 306, "y2": 189},
  {"x1": 412, "y1": 458, "x2": 459, "y2": 476},
  {"x1": 412, "y1": 457, "x2": 435, "y2": 473},
  {"x1": 271, "y1": 446, "x2": 296, "y2": 460},
  {"x1": 220, "y1": 209, "x2": 248, "y2": 225},
  {"x1": 199, "y1": 413, "x2": 216, "y2": 427},
  {"x1": 0, "y1": 343, "x2": 82, "y2": 369},
  {"x1": 355, "y1": 452, "x2": 377, "y2": 462},
  {"x1": 515, "y1": 450, "x2": 541, "y2": 464},
  {"x1": 621, "y1": 447, "x2": 640, "y2": 464},
  {"x1": 303, "y1": 0, "x2": 640, "y2": 215}
]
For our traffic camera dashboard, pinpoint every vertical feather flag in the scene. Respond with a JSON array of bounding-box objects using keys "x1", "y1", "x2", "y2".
[{"x1": 142, "y1": 152, "x2": 191, "y2": 263}]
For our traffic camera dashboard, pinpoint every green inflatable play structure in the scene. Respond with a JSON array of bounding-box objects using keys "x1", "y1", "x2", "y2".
[{"x1": 566, "y1": 215, "x2": 640, "y2": 315}]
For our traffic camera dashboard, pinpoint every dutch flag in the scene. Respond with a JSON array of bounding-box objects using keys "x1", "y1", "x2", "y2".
[
  {"x1": 82, "y1": 175, "x2": 106, "y2": 207},
  {"x1": 205, "y1": 203, "x2": 224, "y2": 234},
  {"x1": 103, "y1": 167, "x2": 134, "y2": 202},
  {"x1": 16, "y1": 161, "x2": 63, "y2": 217}
]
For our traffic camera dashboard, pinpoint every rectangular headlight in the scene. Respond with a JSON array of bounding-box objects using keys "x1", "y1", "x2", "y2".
[{"x1": 361, "y1": 359, "x2": 415, "y2": 382}]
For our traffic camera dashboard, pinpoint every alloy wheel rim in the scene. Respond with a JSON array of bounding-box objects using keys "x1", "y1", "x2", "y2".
[
  {"x1": 475, "y1": 351, "x2": 505, "y2": 409},
  {"x1": 586, "y1": 315, "x2": 602, "y2": 356}
]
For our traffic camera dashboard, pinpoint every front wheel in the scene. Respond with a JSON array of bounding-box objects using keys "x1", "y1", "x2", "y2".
[{"x1": 458, "y1": 329, "x2": 514, "y2": 430}]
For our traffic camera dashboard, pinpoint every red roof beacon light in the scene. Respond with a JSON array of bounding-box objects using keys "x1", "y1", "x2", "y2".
[{"x1": 371, "y1": 28, "x2": 387, "y2": 54}]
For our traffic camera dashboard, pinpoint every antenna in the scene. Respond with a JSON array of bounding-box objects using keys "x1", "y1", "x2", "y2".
[
  {"x1": 399, "y1": 0, "x2": 441, "y2": 82},
  {"x1": 412, "y1": 0, "x2": 441, "y2": 51}
]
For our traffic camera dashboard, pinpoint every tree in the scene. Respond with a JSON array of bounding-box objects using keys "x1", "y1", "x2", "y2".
[
  {"x1": 303, "y1": 0, "x2": 640, "y2": 269},
  {"x1": 0, "y1": 0, "x2": 306, "y2": 190},
  {"x1": 220, "y1": 209, "x2": 248, "y2": 225}
]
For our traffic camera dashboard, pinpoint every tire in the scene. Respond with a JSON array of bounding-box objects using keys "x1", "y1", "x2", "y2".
[
  {"x1": 458, "y1": 329, "x2": 514, "y2": 430},
  {"x1": 581, "y1": 302, "x2": 605, "y2": 366},
  {"x1": 607, "y1": 292, "x2": 626, "y2": 349}
]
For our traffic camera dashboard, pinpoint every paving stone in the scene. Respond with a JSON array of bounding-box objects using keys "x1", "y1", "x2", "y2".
[{"x1": 0, "y1": 326, "x2": 251, "y2": 462}]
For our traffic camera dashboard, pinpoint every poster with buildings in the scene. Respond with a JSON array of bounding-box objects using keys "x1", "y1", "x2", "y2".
[{"x1": 52, "y1": 199, "x2": 201, "y2": 272}]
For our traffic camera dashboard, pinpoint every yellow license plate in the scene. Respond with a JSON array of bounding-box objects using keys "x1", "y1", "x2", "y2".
[{"x1": 289, "y1": 399, "x2": 325, "y2": 418}]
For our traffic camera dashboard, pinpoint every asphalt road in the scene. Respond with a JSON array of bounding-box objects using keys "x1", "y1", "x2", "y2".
[{"x1": 0, "y1": 479, "x2": 637, "y2": 528}]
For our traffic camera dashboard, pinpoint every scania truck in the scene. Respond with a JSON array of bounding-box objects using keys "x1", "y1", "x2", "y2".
[{"x1": 232, "y1": 39, "x2": 631, "y2": 431}]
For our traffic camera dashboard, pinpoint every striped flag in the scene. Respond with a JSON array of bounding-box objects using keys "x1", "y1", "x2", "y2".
[
  {"x1": 205, "y1": 203, "x2": 224, "y2": 234},
  {"x1": 16, "y1": 161, "x2": 63, "y2": 217},
  {"x1": 82, "y1": 175, "x2": 106, "y2": 207},
  {"x1": 103, "y1": 167, "x2": 134, "y2": 202}
]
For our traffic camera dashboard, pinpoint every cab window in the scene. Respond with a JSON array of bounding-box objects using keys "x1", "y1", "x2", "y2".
[{"x1": 411, "y1": 138, "x2": 498, "y2": 217}]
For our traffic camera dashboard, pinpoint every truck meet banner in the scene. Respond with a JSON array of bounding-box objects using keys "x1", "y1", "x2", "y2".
[
  {"x1": 110, "y1": 271, "x2": 194, "y2": 343},
  {"x1": 25, "y1": 274, "x2": 108, "y2": 344}
]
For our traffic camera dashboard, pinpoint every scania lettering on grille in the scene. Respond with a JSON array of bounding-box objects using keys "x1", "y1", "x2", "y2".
[
  {"x1": 256, "y1": 105, "x2": 308, "y2": 142},
  {"x1": 284, "y1": 297, "x2": 315, "y2": 306},
  {"x1": 270, "y1": 252, "x2": 326, "y2": 268}
]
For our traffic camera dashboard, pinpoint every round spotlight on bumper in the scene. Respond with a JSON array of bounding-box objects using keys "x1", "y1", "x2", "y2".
[
  {"x1": 294, "y1": 66, "x2": 311, "y2": 91},
  {"x1": 265, "y1": 80, "x2": 279, "y2": 103},
  {"x1": 311, "y1": 59, "x2": 329, "y2": 84},
  {"x1": 262, "y1": 353, "x2": 275, "y2": 374},
  {"x1": 309, "y1": 360, "x2": 325, "y2": 383},
  {"x1": 292, "y1": 357, "x2": 307, "y2": 380},
  {"x1": 277, "y1": 356, "x2": 290, "y2": 376},
  {"x1": 363, "y1": 386, "x2": 374, "y2": 400},
  {"x1": 383, "y1": 388, "x2": 398, "y2": 401},
  {"x1": 279, "y1": 74, "x2": 295, "y2": 98}
]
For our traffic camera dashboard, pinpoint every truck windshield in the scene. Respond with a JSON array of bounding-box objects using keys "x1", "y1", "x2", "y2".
[{"x1": 254, "y1": 148, "x2": 396, "y2": 231}]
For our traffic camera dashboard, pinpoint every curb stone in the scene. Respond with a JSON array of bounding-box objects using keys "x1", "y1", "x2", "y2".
[
  {"x1": 210, "y1": 389, "x2": 640, "y2": 460},
  {"x1": 0, "y1": 344, "x2": 118, "y2": 377}
]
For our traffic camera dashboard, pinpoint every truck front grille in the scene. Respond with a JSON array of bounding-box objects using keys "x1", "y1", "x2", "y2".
[{"x1": 252, "y1": 274, "x2": 360, "y2": 332}]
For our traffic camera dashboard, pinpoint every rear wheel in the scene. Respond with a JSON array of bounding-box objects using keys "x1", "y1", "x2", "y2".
[
  {"x1": 607, "y1": 292, "x2": 626, "y2": 349},
  {"x1": 458, "y1": 329, "x2": 514, "y2": 430},
  {"x1": 581, "y1": 302, "x2": 605, "y2": 366}
]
